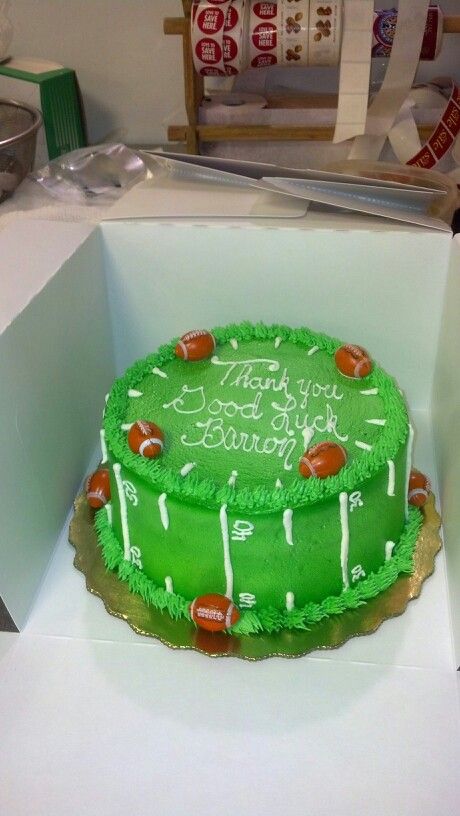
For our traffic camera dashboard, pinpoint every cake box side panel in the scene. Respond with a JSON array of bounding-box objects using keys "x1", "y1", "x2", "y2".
[
  {"x1": 100, "y1": 221, "x2": 450, "y2": 411},
  {"x1": 432, "y1": 235, "x2": 460, "y2": 668},
  {"x1": 0, "y1": 225, "x2": 114, "y2": 630}
]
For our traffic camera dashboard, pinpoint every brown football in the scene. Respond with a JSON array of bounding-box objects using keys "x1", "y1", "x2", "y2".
[
  {"x1": 86, "y1": 468, "x2": 111, "y2": 508},
  {"x1": 175, "y1": 330, "x2": 216, "y2": 362},
  {"x1": 299, "y1": 441, "x2": 347, "y2": 479},
  {"x1": 335, "y1": 344, "x2": 372, "y2": 379},
  {"x1": 128, "y1": 420, "x2": 164, "y2": 458},
  {"x1": 190, "y1": 593, "x2": 240, "y2": 632},
  {"x1": 408, "y1": 469, "x2": 430, "y2": 507}
]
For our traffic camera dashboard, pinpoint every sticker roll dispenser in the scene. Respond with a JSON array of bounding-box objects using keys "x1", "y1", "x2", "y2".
[
  {"x1": 191, "y1": 0, "x2": 344, "y2": 73},
  {"x1": 191, "y1": 2, "x2": 446, "y2": 76},
  {"x1": 165, "y1": 3, "x2": 460, "y2": 156}
]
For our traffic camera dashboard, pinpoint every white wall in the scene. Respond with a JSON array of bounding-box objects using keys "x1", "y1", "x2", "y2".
[
  {"x1": 8, "y1": 0, "x2": 186, "y2": 145},
  {"x1": 7, "y1": 1, "x2": 460, "y2": 149}
]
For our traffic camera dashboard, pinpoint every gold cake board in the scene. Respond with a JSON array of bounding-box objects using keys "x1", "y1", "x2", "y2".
[{"x1": 69, "y1": 493, "x2": 442, "y2": 660}]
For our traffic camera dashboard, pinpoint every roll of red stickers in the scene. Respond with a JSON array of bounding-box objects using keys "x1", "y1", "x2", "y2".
[
  {"x1": 192, "y1": 1, "x2": 345, "y2": 74},
  {"x1": 192, "y1": 0, "x2": 233, "y2": 76},
  {"x1": 420, "y1": 5, "x2": 443, "y2": 60},
  {"x1": 249, "y1": 1, "x2": 278, "y2": 68},
  {"x1": 372, "y1": 5, "x2": 443, "y2": 61},
  {"x1": 407, "y1": 80, "x2": 460, "y2": 169},
  {"x1": 223, "y1": 0, "x2": 248, "y2": 75},
  {"x1": 252, "y1": 1, "x2": 277, "y2": 21}
]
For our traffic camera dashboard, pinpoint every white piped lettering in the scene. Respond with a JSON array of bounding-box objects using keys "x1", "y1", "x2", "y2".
[
  {"x1": 181, "y1": 418, "x2": 297, "y2": 472},
  {"x1": 351, "y1": 564, "x2": 366, "y2": 582},
  {"x1": 160, "y1": 345, "x2": 383, "y2": 479},
  {"x1": 231, "y1": 520, "x2": 254, "y2": 542},
  {"x1": 239, "y1": 592, "x2": 257, "y2": 608}
]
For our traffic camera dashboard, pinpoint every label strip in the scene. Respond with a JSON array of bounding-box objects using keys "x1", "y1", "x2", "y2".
[
  {"x1": 349, "y1": 0, "x2": 431, "y2": 159},
  {"x1": 333, "y1": 0, "x2": 374, "y2": 143},
  {"x1": 404, "y1": 81, "x2": 460, "y2": 169}
]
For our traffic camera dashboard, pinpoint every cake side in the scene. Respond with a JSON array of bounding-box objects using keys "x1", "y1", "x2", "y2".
[
  {"x1": 94, "y1": 502, "x2": 422, "y2": 634},
  {"x1": 103, "y1": 436, "x2": 410, "y2": 610}
]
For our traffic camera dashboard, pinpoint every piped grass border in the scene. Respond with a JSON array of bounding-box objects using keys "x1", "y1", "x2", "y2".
[{"x1": 95, "y1": 505, "x2": 422, "y2": 635}]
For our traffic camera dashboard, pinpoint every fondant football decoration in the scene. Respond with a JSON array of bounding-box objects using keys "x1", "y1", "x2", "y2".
[
  {"x1": 408, "y1": 469, "x2": 430, "y2": 507},
  {"x1": 128, "y1": 420, "x2": 164, "y2": 458},
  {"x1": 175, "y1": 330, "x2": 216, "y2": 362},
  {"x1": 299, "y1": 441, "x2": 347, "y2": 479},
  {"x1": 86, "y1": 468, "x2": 111, "y2": 508},
  {"x1": 190, "y1": 593, "x2": 240, "y2": 632},
  {"x1": 335, "y1": 344, "x2": 372, "y2": 379}
]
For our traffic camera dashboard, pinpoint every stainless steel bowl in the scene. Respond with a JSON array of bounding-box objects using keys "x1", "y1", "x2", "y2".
[{"x1": 0, "y1": 98, "x2": 42, "y2": 202}]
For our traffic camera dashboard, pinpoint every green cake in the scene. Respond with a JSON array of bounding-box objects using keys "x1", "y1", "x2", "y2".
[{"x1": 86, "y1": 322, "x2": 426, "y2": 636}]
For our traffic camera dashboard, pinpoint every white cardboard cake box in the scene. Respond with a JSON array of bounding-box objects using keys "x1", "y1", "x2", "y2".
[
  {"x1": 0, "y1": 202, "x2": 459, "y2": 650},
  {"x1": 0, "y1": 195, "x2": 459, "y2": 815}
]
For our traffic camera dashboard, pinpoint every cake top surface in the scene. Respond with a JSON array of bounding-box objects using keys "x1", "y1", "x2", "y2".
[{"x1": 103, "y1": 322, "x2": 409, "y2": 512}]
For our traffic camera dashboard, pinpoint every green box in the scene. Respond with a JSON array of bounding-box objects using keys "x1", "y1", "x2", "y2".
[{"x1": 0, "y1": 57, "x2": 86, "y2": 166}]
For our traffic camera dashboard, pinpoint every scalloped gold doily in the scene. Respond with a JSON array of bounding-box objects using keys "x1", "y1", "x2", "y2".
[{"x1": 69, "y1": 493, "x2": 441, "y2": 660}]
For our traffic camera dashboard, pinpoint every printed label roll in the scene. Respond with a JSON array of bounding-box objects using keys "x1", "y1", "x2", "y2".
[
  {"x1": 249, "y1": 1, "x2": 279, "y2": 68},
  {"x1": 278, "y1": 0, "x2": 310, "y2": 66},
  {"x1": 407, "y1": 81, "x2": 460, "y2": 169},
  {"x1": 192, "y1": 0, "x2": 233, "y2": 76},
  {"x1": 223, "y1": 0, "x2": 248, "y2": 75},
  {"x1": 191, "y1": 0, "x2": 344, "y2": 74},
  {"x1": 372, "y1": 5, "x2": 443, "y2": 61},
  {"x1": 308, "y1": 1, "x2": 342, "y2": 67}
]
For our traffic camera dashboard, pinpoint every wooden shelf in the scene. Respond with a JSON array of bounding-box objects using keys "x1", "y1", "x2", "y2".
[
  {"x1": 165, "y1": 4, "x2": 460, "y2": 154},
  {"x1": 168, "y1": 123, "x2": 436, "y2": 144},
  {"x1": 444, "y1": 16, "x2": 460, "y2": 33}
]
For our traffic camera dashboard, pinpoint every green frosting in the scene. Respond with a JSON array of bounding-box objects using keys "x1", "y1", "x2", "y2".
[
  {"x1": 97, "y1": 321, "x2": 415, "y2": 635},
  {"x1": 95, "y1": 504, "x2": 422, "y2": 634},
  {"x1": 104, "y1": 322, "x2": 409, "y2": 513}
]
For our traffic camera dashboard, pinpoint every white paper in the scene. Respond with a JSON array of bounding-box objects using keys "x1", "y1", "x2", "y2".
[
  {"x1": 150, "y1": 150, "x2": 436, "y2": 191},
  {"x1": 350, "y1": 0, "x2": 431, "y2": 160},
  {"x1": 262, "y1": 176, "x2": 451, "y2": 231},
  {"x1": 145, "y1": 151, "x2": 449, "y2": 230},
  {"x1": 107, "y1": 175, "x2": 308, "y2": 220},
  {"x1": 333, "y1": 0, "x2": 374, "y2": 143}
]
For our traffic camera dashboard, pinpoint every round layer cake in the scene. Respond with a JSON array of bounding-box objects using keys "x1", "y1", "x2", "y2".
[{"x1": 93, "y1": 322, "x2": 422, "y2": 635}]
